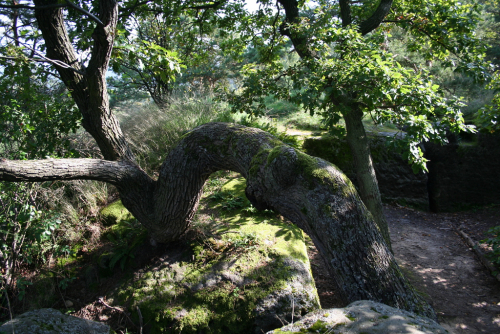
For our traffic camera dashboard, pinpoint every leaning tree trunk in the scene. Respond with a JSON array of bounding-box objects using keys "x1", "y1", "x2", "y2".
[
  {"x1": 0, "y1": 122, "x2": 434, "y2": 319},
  {"x1": 343, "y1": 107, "x2": 392, "y2": 249},
  {"x1": 277, "y1": 0, "x2": 393, "y2": 248},
  {"x1": 34, "y1": 0, "x2": 134, "y2": 162}
]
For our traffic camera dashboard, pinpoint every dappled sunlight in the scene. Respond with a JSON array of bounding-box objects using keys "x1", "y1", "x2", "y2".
[{"x1": 387, "y1": 204, "x2": 500, "y2": 333}]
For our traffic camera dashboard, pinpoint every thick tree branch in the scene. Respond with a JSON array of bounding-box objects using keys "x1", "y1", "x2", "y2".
[
  {"x1": 150, "y1": 122, "x2": 434, "y2": 318},
  {"x1": 339, "y1": 0, "x2": 352, "y2": 27},
  {"x1": 359, "y1": 0, "x2": 393, "y2": 35},
  {"x1": 277, "y1": 0, "x2": 316, "y2": 59},
  {"x1": 339, "y1": 0, "x2": 393, "y2": 35},
  {"x1": 0, "y1": 157, "x2": 156, "y2": 230},
  {"x1": 0, "y1": 158, "x2": 138, "y2": 184},
  {"x1": 34, "y1": 0, "x2": 134, "y2": 162}
]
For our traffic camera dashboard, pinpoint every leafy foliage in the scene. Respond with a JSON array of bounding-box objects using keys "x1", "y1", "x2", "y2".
[
  {"x1": 0, "y1": 182, "x2": 66, "y2": 285},
  {"x1": 482, "y1": 225, "x2": 500, "y2": 268},
  {"x1": 224, "y1": 0, "x2": 485, "y2": 171},
  {"x1": 476, "y1": 71, "x2": 500, "y2": 132},
  {"x1": 0, "y1": 62, "x2": 80, "y2": 159}
]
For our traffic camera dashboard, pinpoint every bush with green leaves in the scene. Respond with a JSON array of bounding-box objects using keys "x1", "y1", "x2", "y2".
[
  {"x1": 0, "y1": 183, "x2": 66, "y2": 286},
  {"x1": 482, "y1": 225, "x2": 500, "y2": 268}
]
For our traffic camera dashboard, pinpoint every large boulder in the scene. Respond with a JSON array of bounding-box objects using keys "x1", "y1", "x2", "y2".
[
  {"x1": 109, "y1": 177, "x2": 320, "y2": 334},
  {"x1": 0, "y1": 308, "x2": 109, "y2": 334},
  {"x1": 266, "y1": 300, "x2": 448, "y2": 334}
]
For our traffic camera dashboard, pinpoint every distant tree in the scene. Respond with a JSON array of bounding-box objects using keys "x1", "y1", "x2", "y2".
[
  {"x1": 227, "y1": 0, "x2": 487, "y2": 247},
  {"x1": 111, "y1": 2, "x2": 245, "y2": 107}
]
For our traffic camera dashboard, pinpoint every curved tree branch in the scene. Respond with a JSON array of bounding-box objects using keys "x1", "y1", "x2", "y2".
[
  {"x1": 359, "y1": 0, "x2": 394, "y2": 35},
  {"x1": 152, "y1": 123, "x2": 434, "y2": 318},
  {"x1": 0, "y1": 122, "x2": 434, "y2": 318}
]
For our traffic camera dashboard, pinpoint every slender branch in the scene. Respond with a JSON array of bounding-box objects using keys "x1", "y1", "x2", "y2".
[
  {"x1": 0, "y1": 56, "x2": 85, "y2": 75},
  {"x1": 0, "y1": 3, "x2": 65, "y2": 9},
  {"x1": 0, "y1": 1, "x2": 104, "y2": 26},
  {"x1": 64, "y1": 0, "x2": 104, "y2": 27}
]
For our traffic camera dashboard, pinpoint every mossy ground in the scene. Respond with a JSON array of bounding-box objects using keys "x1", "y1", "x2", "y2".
[
  {"x1": 100, "y1": 200, "x2": 135, "y2": 226},
  {"x1": 105, "y1": 175, "x2": 316, "y2": 333}
]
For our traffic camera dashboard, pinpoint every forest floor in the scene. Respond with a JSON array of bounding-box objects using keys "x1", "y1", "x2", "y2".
[
  {"x1": 310, "y1": 204, "x2": 500, "y2": 334},
  {"x1": 12, "y1": 194, "x2": 499, "y2": 333}
]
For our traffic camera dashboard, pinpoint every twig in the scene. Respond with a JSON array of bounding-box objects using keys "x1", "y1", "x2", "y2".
[
  {"x1": 0, "y1": 56, "x2": 85, "y2": 76},
  {"x1": 136, "y1": 306, "x2": 143, "y2": 334},
  {"x1": 98, "y1": 297, "x2": 137, "y2": 328},
  {"x1": 64, "y1": 0, "x2": 104, "y2": 27},
  {"x1": 1, "y1": 280, "x2": 15, "y2": 333}
]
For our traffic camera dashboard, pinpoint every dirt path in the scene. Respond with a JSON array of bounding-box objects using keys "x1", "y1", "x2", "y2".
[
  {"x1": 309, "y1": 204, "x2": 500, "y2": 333},
  {"x1": 387, "y1": 205, "x2": 500, "y2": 333}
]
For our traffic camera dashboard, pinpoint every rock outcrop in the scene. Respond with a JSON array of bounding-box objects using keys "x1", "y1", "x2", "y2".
[
  {"x1": 108, "y1": 177, "x2": 320, "y2": 333},
  {"x1": 0, "y1": 308, "x2": 109, "y2": 334},
  {"x1": 303, "y1": 134, "x2": 429, "y2": 210},
  {"x1": 267, "y1": 300, "x2": 448, "y2": 334}
]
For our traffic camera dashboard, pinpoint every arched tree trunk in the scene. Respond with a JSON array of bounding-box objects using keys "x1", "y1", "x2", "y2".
[{"x1": 0, "y1": 122, "x2": 434, "y2": 319}]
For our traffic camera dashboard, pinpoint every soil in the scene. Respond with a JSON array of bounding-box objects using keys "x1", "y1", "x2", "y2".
[{"x1": 309, "y1": 204, "x2": 500, "y2": 334}]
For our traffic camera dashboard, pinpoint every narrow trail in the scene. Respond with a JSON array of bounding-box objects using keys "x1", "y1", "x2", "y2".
[
  {"x1": 309, "y1": 204, "x2": 500, "y2": 333},
  {"x1": 386, "y1": 205, "x2": 500, "y2": 333}
]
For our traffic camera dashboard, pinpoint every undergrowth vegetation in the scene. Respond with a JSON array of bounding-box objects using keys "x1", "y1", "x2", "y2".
[{"x1": 0, "y1": 90, "x2": 311, "y2": 327}]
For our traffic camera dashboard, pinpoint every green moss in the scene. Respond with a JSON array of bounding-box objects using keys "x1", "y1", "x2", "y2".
[
  {"x1": 114, "y1": 177, "x2": 317, "y2": 334},
  {"x1": 100, "y1": 200, "x2": 134, "y2": 226},
  {"x1": 272, "y1": 319, "x2": 333, "y2": 333},
  {"x1": 294, "y1": 150, "x2": 342, "y2": 191},
  {"x1": 249, "y1": 148, "x2": 270, "y2": 177}
]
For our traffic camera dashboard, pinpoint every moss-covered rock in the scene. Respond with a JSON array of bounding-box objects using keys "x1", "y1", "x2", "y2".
[
  {"x1": 100, "y1": 200, "x2": 134, "y2": 226},
  {"x1": 303, "y1": 134, "x2": 429, "y2": 210},
  {"x1": 113, "y1": 177, "x2": 320, "y2": 334},
  {"x1": 0, "y1": 308, "x2": 109, "y2": 334}
]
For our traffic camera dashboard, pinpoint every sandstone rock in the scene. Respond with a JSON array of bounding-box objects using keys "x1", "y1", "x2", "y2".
[
  {"x1": 0, "y1": 308, "x2": 109, "y2": 334},
  {"x1": 267, "y1": 300, "x2": 448, "y2": 334}
]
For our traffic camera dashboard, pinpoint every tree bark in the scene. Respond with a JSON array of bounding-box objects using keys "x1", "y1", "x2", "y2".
[
  {"x1": 342, "y1": 107, "x2": 392, "y2": 249},
  {"x1": 34, "y1": 0, "x2": 134, "y2": 161},
  {"x1": 0, "y1": 122, "x2": 433, "y2": 318}
]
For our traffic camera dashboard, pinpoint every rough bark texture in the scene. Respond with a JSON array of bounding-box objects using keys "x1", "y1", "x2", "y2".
[
  {"x1": 343, "y1": 108, "x2": 392, "y2": 249},
  {"x1": 34, "y1": 0, "x2": 134, "y2": 161},
  {"x1": 0, "y1": 123, "x2": 434, "y2": 318}
]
